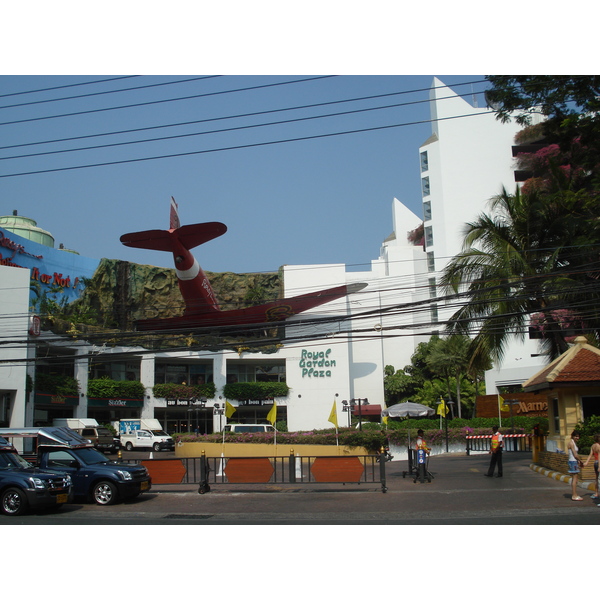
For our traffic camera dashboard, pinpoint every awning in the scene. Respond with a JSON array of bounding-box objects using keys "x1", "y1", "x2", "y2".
[{"x1": 352, "y1": 404, "x2": 382, "y2": 416}]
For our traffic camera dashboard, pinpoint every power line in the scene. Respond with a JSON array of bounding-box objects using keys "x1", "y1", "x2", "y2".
[
  {"x1": 0, "y1": 110, "x2": 490, "y2": 179},
  {"x1": 0, "y1": 76, "x2": 141, "y2": 100},
  {"x1": 0, "y1": 76, "x2": 221, "y2": 110},
  {"x1": 0, "y1": 90, "x2": 490, "y2": 163},
  {"x1": 0, "y1": 78, "x2": 487, "y2": 151},
  {"x1": 0, "y1": 76, "x2": 337, "y2": 128}
]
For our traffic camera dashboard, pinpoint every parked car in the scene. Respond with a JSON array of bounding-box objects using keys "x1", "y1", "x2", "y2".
[{"x1": 0, "y1": 435, "x2": 73, "y2": 516}]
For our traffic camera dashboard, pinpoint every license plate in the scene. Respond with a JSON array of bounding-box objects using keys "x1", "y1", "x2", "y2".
[
  {"x1": 56, "y1": 494, "x2": 68, "y2": 504},
  {"x1": 141, "y1": 481, "x2": 149, "y2": 491}
]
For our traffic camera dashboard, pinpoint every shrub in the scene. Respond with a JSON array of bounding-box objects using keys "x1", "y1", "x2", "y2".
[
  {"x1": 222, "y1": 381, "x2": 289, "y2": 400},
  {"x1": 35, "y1": 373, "x2": 79, "y2": 396},
  {"x1": 88, "y1": 378, "x2": 145, "y2": 399},
  {"x1": 153, "y1": 382, "x2": 216, "y2": 400}
]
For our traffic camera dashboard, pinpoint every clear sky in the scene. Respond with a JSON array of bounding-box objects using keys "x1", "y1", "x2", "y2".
[{"x1": 0, "y1": 74, "x2": 490, "y2": 274}]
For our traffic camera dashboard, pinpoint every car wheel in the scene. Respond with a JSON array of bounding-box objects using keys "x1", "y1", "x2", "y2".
[
  {"x1": 93, "y1": 481, "x2": 118, "y2": 505},
  {"x1": 125, "y1": 442, "x2": 133, "y2": 451},
  {"x1": 153, "y1": 443, "x2": 161, "y2": 452},
  {"x1": 1, "y1": 487, "x2": 29, "y2": 516}
]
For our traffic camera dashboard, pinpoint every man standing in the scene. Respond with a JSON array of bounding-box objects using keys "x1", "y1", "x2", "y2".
[{"x1": 485, "y1": 425, "x2": 503, "y2": 478}]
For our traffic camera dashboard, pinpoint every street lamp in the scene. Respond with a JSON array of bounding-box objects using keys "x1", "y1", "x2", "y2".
[
  {"x1": 341, "y1": 400, "x2": 351, "y2": 427},
  {"x1": 352, "y1": 398, "x2": 369, "y2": 431},
  {"x1": 213, "y1": 403, "x2": 225, "y2": 432}
]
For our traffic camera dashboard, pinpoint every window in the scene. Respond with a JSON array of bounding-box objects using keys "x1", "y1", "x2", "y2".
[
  {"x1": 420, "y1": 151, "x2": 428, "y2": 172},
  {"x1": 425, "y1": 226, "x2": 433, "y2": 248},
  {"x1": 226, "y1": 363, "x2": 286, "y2": 383},
  {"x1": 155, "y1": 363, "x2": 213, "y2": 385},
  {"x1": 423, "y1": 201, "x2": 431, "y2": 221},
  {"x1": 428, "y1": 277, "x2": 437, "y2": 298},
  {"x1": 430, "y1": 305, "x2": 439, "y2": 323},
  {"x1": 421, "y1": 176, "x2": 430, "y2": 197},
  {"x1": 552, "y1": 397, "x2": 560, "y2": 433},
  {"x1": 427, "y1": 252, "x2": 435, "y2": 273}
]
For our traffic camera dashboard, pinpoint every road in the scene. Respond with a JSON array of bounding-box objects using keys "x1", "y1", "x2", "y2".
[{"x1": 3, "y1": 451, "x2": 600, "y2": 525}]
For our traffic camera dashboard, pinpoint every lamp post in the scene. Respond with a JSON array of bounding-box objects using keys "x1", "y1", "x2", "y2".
[
  {"x1": 341, "y1": 400, "x2": 352, "y2": 427},
  {"x1": 213, "y1": 403, "x2": 224, "y2": 432},
  {"x1": 350, "y1": 398, "x2": 369, "y2": 431}
]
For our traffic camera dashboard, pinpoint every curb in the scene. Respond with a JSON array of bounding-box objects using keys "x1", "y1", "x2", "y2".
[{"x1": 529, "y1": 463, "x2": 596, "y2": 492}]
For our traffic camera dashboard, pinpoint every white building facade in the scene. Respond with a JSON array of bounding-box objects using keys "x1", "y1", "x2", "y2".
[{"x1": 419, "y1": 77, "x2": 546, "y2": 394}]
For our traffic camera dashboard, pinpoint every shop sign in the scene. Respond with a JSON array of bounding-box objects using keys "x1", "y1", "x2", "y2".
[
  {"x1": 87, "y1": 397, "x2": 144, "y2": 408},
  {"x1": 299, "y1": 348, "x2": 336, "y2": 378},
  {"x1": 34, "y1": 393, "x2": 79, "y2": 406},
  {"x1": 237, "y1": 399, "x2": 275, "y2": 406},
  {"x1": 166, "y1": 398, "x2": 207, "y2": 407}
]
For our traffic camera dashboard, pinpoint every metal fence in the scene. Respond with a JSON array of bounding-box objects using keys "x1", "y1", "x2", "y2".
[
  {"x1": 126, "y1": 454, "x2": 389, "y2": 493},
  {"x1": 466, "y1": 434, "x2": 533, "y2": 455}
]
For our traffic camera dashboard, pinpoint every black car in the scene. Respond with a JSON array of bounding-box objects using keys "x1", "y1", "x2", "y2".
[{"x1": 0, "y1": 436, "x2": 73, "y2": 516}]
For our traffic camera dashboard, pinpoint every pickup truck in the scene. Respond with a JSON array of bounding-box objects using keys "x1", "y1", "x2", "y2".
[
  {"x1": 0, "y1": 427, "x2": 151, "y2": 506},
  {"x1": 0, "y1": 435, "x2": 73, "y2": 516}
]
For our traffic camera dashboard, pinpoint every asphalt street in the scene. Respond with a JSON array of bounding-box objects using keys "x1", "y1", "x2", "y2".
[{"x1": 4, "y1": 451, "x2": 600, "y2": 525}]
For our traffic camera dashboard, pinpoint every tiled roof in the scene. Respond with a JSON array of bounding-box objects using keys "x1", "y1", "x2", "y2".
[{"x1": 523, "y1": 337, "x2": 600, "y2": 390}]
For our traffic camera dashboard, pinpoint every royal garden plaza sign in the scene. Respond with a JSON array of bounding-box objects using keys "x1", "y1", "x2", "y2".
[{"x1": 299, "y1": 348, "x2": 336, "y2": 378}]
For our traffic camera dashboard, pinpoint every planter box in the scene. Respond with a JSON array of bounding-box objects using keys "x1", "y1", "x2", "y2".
[{"x1": 175, "y1": 442, "x2": 368, "y2": 458}]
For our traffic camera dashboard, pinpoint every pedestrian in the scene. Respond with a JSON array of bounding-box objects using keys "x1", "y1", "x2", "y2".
[
  {"x1": 568, "y1": 430, "x2": 584, "y2": 501},
  {"x1": 485, "y1": 425, "x2": 503, "y2": 477},
  {"x1": 584, "y1": 433, "x2": 600, "y2": 502},
  {"x1": 416, "y1": 429, "x2": 430, "y2": 455}
]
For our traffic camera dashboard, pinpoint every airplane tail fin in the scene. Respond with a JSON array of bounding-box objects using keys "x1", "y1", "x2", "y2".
[
  {"x1": 170, "y1": 196, "x2": 180, "y2": 230},
  {"x1": 120, "y1": 222, "x2": 227, "y2": 252}
]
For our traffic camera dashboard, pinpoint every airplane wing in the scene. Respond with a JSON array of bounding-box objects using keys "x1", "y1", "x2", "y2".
[{"x1": 134, "y1": 283, "x2": 367, "y2": 331}]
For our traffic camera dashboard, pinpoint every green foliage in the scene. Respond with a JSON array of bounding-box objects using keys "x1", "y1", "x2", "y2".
[
  {"x1": 153, "y1": 382, "x2": 216, "y2": 400},
  {"x1": 174, "y1": 417, "x2": 550, "y2": 452},
  {"x1": 88, "y1": 378, "x2": 145, "y2": 399},
  {"x1": 35, "y1": 373, "x2": 79, "y2": 396},
  {"x1": 576, "y1": 415, "x2": 600, "y2": 454},
  {"x1": 222, "y1": 381, "x2": 290, "y2": 400}
]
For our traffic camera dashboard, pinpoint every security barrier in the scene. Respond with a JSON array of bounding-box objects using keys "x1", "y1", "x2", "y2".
[
  {"x1": 466, "y1": 434, "x2": 532, "y2": 455},
  {"x1": 128, "y1": 453, "x2": 388, "y2": 493}
]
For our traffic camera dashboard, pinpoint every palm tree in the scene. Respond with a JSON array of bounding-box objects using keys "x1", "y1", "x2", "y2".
[
  {"x1": 426, "y1": 335, "x2": 471, "y2": 418},
  {"x1": 439, "y1": 186, "x2": 600, "y2": 363}
]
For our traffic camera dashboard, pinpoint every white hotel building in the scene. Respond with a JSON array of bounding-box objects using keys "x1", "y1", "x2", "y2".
[{"x1": 0, "y1": 78, "x2": 545, "y2": 433}]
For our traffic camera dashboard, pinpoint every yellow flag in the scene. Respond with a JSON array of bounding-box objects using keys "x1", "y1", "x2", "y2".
[
  {"x1": 499, "y1": 395, "x2": 509, "y2": 412},
  {"x1": 437, "y1": 399, "x2": 448, "y2": 416},
  {"x1": 266, "y1": 401, "x2": 277, "y2": 425},
  {"x1": 225, "y1": 400, "x2": 237, "y2": 418},
  {"x1": 382, "y1": 402, "x2": 388, "y2": 426},
  {"x1": 328, "y1": 400, "x2": 338, "y2": 428}
]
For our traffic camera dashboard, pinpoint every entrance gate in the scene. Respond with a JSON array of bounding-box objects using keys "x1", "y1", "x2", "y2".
[{"x1": 128, "y1": 453, "x2": 388, "y2": 493}]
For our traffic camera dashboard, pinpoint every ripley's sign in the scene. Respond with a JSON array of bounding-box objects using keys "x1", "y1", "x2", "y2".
[{"x1": 0, "y1": 226, "x2": 100, "y2": 304}]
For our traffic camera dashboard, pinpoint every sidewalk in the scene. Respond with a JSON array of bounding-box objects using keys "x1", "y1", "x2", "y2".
[{"x1": 529, "y1": 462, "x2": 597, "y2": 493}]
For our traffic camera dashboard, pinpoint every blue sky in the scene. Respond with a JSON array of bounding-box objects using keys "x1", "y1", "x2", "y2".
[{"x1": 0, "y1": 74, "x2": 490, "y2": 274}]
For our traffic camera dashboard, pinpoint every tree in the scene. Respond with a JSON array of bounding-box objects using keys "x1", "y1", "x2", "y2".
[
  {"x1": 426, "y1": 335, "x2": 471, "y2": 418},
  {"x1": 440, "y1": 187, "x2": 600, "y2": 362},
  {"x1": 485, "y1": 76, "x2": 600, "y2": 185}
]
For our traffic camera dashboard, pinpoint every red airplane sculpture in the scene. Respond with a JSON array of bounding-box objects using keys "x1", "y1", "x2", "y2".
[{"x1": 120, "y1": 199, "x2": 366, "y2": 331}]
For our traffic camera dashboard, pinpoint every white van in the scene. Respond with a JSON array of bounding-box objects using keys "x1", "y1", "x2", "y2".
[{"x1": 223, "y1": 424, "x2": 275, "y2": 433}]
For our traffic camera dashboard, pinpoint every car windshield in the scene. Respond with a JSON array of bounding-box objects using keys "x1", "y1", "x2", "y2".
[
  {"x1": 73, "y1": 447, "x2": 110, "y2": 465},
  {"x1": 151, "y1": 430, "x2": 168, "y2": 436},
  {"x1": 0, "y1": 452, "x2": 34, "y2": 469}
]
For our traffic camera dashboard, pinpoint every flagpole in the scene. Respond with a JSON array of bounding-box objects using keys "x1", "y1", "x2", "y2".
[{"x1": 497, "y1": 393, "x2": 502, "y2": 427}]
